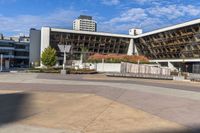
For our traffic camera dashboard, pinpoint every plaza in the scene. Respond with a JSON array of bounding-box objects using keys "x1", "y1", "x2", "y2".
[{"x1": 0, "y1": 73, "x2": 200, "y2": 133}]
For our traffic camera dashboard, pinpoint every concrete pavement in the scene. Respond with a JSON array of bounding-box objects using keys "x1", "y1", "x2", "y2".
[
  {"x1": 0, "y1": 73, "x2": 200, "y2": 132},
  {"x1": 0, "y1": 91, "x2": 187, "y2": 133},
  {"x1": 0, "y1": 124, "x2": 68, "y2": 133}
]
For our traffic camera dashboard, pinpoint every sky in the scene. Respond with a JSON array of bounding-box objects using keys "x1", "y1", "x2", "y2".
[{"x1": 1, "y1": 0, "x2": 200, "y2": 36}]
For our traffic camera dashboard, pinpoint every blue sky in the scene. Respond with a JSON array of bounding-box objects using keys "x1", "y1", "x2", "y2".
[{"x1": 1, "y1": 0, "x2": 200, "y2": 36}]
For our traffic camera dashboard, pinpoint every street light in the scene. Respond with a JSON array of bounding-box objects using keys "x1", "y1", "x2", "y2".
[
  {"x1": 58, "y1": 34, "x2": 70, "y2": 75},
  {"x1": 58, "y1": 44, "x2": 71, "y2": 75}
]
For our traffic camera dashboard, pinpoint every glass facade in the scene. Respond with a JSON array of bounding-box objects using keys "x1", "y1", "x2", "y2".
[
  {"x1": 50, "y1": 31, "x2": 130, "y2": 60},
  {"x1": 135, "y1": 24, "x2": 200, "y2": 60},
  {"x1": 0, "y1": 40, "x2": 29, "y2": 68},
  {"x1": 134, "y1": 24, "x2": 200, "y2": 73}
]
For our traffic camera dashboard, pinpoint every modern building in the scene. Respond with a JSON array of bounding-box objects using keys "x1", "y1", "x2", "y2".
[
  {"x1": 73, "y1": 15, "x2": 97, "y2": 32},
  {"x1": 0, "y1": 34, "x2": 30, "y2": 70},
  {"x1": 30, "y1": 19, "x2": 200, "y2": 73},
  {"x1": 30, "y1": 27, "x2": 136, "y2": 66},
  {"x1": 134, "y1": 19, "x2": 200, "y2": 73}
]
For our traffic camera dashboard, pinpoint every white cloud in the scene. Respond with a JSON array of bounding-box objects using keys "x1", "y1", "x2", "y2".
[
  {"x1": 106, "y1": 8, "x2": 147, "y2": 23},
  {"x1": 149, "y1": 5, "x2": 200, "y2": 19},
  {"x1": 101, "y1": 0, "x2": 161, "y2": 5},
  {"x1": 0, "y1": 9, "x2": 81, "y2": 35},
  {"x1": 99, "y1": 7, "x2": 159, "y2": 33},
  {"x1": 2, "y1": 1, "x2": 200, "y2": 35},
  {"x1": 101, "y1": 0, "x2": 120, "y2": 5},
  {"x1": 99, "y1": 3, "x2": 200, "y2": 33},
  {"x1": 131, "y1": 0, "x2": 159, "y2": 3}
]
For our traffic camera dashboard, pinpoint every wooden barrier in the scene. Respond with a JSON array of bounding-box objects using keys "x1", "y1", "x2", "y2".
[
  {"x1": 189, "y1": 73, "x2": 200, "y2": 82},
  {"x1": 107, "y1": 73, "x2": 173, "y2": 80},
  {"x1": 121, "y1": 62, "x2": 171, "y2": 76}
]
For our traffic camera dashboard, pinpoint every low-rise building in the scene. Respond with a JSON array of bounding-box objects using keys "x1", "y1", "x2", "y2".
[{"x1": 0, "y1": 34, "x2": 30, "y2": 70}]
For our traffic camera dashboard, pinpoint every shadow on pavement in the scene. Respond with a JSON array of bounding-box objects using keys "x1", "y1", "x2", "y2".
[
  {"x1": 123, "y1": 128, "x2": 200, "y2": 133},
  {"x1": 0, "y1": 93, "x2": 31, "y2": 126}
]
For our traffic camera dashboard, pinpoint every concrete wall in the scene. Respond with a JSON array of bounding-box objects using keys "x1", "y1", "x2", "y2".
[
  {"x1": 127, "y1": 38, "x2": 134, "y2": 55},
  {"x1": 29, "y1": 29, "x2": 41, "y2": 65},
  {"x1": 127, "y1": 39, "x2": 139, "y2": 56},
  {"x1": 96, "y1": 63, "x2": 121, "y2": 72},
  {"x1": 121, "y1": 62, "x2": 171, "y2": 76},
  {"x1": 40, "y1": 27, "x2": 50, "y2": 58},
  {"x1": 40, "y1": 27, "x2": 50, "y2": 66}
]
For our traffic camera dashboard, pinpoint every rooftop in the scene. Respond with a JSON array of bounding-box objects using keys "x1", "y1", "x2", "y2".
[
  {"x1": 41, "y1": 18, "x2": 200, "y2": 39},
  {"x1": 50, "y1": 27, "x2": 134, "y2": 38},
  {"x1": 135, "y1": 18, "x2": 200, "y2": 38},
  {"x1": 78, "y1": 15, "x2": 93, "y2": 20},
  {"x1": 0, "y1": 34, "x2": 30, "y2": 43}
]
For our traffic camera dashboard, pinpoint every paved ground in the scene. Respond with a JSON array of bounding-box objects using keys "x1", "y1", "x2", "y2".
[
  {"x1": 36, "y1": 73, "x2": 200, "y2": 89},
  {"x1": 0, "y1": 124, "x2": 68, "y2": 133},
  {"x1": 0, "y1": 73, "x2": 200, "y2": 133}
]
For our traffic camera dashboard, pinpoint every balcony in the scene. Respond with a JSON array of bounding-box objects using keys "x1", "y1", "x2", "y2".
[
  {"x1": 0, "y1": 55, "x2": 15, "y2": 58},
  {"x1": 14, "y1": 56, "x2": 29, "y2": 59},
  {"x1": 0, "y1": 47, "x2": 15, "y2": 50},
  {"x1": 14, "y1": 49, "x2": 29, "y2": 52}
]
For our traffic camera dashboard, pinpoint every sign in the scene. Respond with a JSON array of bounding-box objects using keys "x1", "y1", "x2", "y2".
[{"x1": 58, "y1": 45, "x2": 71, "y2": 53}]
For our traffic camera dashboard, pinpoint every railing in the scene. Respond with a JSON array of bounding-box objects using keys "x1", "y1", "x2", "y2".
[
  {"x1": 188, "y1": 73, "x2": 200, "y2": 81},
  {"x1": 107, "y1": 73, "x2": 173, "y2": 80},
  {"x1": 0, "y1": 55, "x2": 15, "y2": 58},
  {"x1": 0, "y1": 47, "x2": 15, "y2": 50},
  {"x1": 121, "y1": 62, "x2": 171, "y2": 76},
  {"x1": 14, "y1": 49, "x2": 29, "y2": 52},
  {"x1": 106, "y1": 62, "x2": 173, "y2": 80},
  {"x1": 14, "y1": 56, "x2": 29, "y2": 59}
]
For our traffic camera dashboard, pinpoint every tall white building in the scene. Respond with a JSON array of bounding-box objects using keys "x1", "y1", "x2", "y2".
[{"x1": 73, "y1": 15, "x2": 97, "y2": 32}]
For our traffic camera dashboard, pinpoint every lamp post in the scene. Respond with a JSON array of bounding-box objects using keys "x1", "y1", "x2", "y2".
[
  {"x1": 58, "y1": 36, "x2": 72, "y2": 75},
  {"x1": 58, "y1": 34, "x2": 66, "y2": 75},
  {"x1": 59, "y1": 44, "x2": 67, "y2": 75},
  {"x1": 63, "y1": 45, "x2": 66, "y2": 71},
  {"x1": 58, "y1": 44, "x2": 71, "y2": 75}
]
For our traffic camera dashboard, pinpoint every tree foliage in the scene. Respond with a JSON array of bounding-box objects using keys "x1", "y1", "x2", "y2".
[{"x1": 41, "y1": 46, "x2": 57, "y2": 67}]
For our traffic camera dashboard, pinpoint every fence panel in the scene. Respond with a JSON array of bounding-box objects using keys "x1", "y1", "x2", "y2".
[{"x1": 121, "y1": 62, "x2": 171, "y2": 76}]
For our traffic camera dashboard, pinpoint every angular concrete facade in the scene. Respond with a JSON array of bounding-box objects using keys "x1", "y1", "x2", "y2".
[
  {"x1": 29, "y1": 19, "x2": 200, "y2": 73},
  {"x1": 134, "y1": 19, "x2": 200, "y2": 73},
  {"x1": 35, "y1": 27, "x2": 135, "y2": 63}
]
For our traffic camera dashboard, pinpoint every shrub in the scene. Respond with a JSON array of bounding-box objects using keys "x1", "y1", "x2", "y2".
[{"x1": 87, "y1": 54, "x2": 149, "y2": 64}]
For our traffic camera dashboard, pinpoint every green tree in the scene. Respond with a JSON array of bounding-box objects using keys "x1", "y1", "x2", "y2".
[{"x1": 41, "y1": 46, "x2": 57, "y2": 68}]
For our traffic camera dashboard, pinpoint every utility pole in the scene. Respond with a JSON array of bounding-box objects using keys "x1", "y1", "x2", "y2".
[{"x1": 0, "y1": 54, "x2": 3, "y2": 72}]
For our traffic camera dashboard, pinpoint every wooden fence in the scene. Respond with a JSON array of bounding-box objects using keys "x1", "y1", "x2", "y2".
[{"x1": 121, "y1": 62, "x2": 171, "y2": 76}]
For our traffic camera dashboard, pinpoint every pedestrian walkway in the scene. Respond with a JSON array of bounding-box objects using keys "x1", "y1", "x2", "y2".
[{"x1": 0, "y1": 73, "x2": 199, "y2": 132}]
